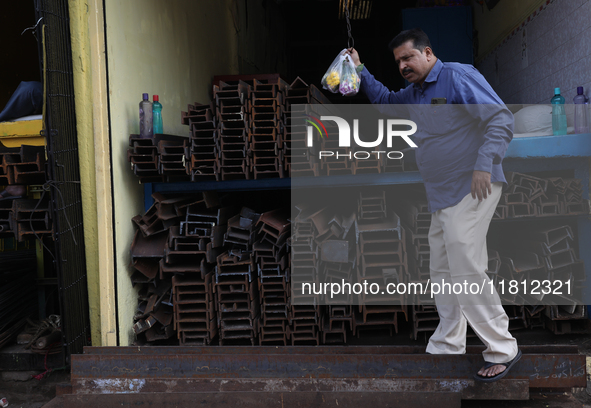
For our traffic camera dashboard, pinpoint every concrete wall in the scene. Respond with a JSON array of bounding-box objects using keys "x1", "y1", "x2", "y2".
[
  {"x1": 104, "y1": 0, "x2": 239, "y2": 346},
  {"x1": 477, "y1": 0, "x2": 591, "y2": 104},
  {"x1": 473, "y1": 0, "x2": 546, "y2": 62}
]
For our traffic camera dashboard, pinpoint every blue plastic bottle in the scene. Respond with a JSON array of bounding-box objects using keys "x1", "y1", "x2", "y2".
[
  {"x1": 551, "y1": 88, "x2": 567, "y2": 136},
  {"x1": 573, "y1": 87, "x2": 589, "y2": 134}
]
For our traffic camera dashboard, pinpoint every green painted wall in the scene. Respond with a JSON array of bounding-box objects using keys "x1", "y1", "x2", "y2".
[
  {"x1": 68, "y1": 0, "x2": 101, "y2": 346},
  {"x1": 104, "y1": 0, "x2": 239, "y2": 346}
]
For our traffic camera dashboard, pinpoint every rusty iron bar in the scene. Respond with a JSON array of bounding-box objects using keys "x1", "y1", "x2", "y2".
[
  {"x1": 501, "y1": 173, "x2": 588, "y2": 217},
  {"x1": 224, "y1": 211, "x2": 258, "y2": 249},
  {"x1": 0, "y1": 150, "x2": 22, "y2": 184},
  {"x1": 8, "y1": 146, "x2": 46, "y2": 185},
  {"x1": 325, "y1": 306, "x2": 353, "y2": 340},
  {"x1": 283, "y1": 77, "x2": 330, "y2": 177},
  {"x1": 352, "y1": 158, "x2": 382, "y2": 175},
  {"x1": 181, "y1": 102, "x2": 214, "y2": 125},
  {"x1": 248, "y1": 86, "x2": 284, "y2": 179},
  {"x1": 493, "y1": 204, "x2": 508, "y2": 219},
  {"x1": 82, "y1": 344, "x2": 580, "y2": 355},
  {"x1": 10, "y1": 198, "x2": 53, "y2": 241},
  {"x1": 257, "y1": 222, "x2": 290, "y2": 345},
  {"x1": 158, "y1": 140, "x2": 189, "y2": 181},
  {"x1": 131, "y1": 229, "x2": 169, "y2": 260},
  {"x1": 492, "y1": 223, "x2": 582, "y2": 305},
  {"x1": 257, "y1": 209, "x2": 290, "y2": 245},
  {"x1": 215, "y1": 247, "x2": 260, "y2": 345},
  {"x1": 0, "y1": 145, "x2": 46, "y2": 186},
  {"x1": 322, "y1": 315, "x2": 347, "y2": 344},
  {"x1": 356, "y1": 210, "x2": 402, "y2": 241},
  {"x1": 59, "y1": 391, "x2": 466, "y2": 408},
  {"x1": 395, "y1": 200, "x2": 431, "y2": 236},
  {"x1": 172, "y1": 272, "x2": 217, "y2": 345},
  {"x1": 133, "y1": 280, "x2": 175, "y2": 342},
  {"x1": 132, "y1": 197, "x2": 169, "y2": 237},
  {"x1": 545, "y1": 303, "x2": 590, "y2": 334},
  {"x1": 184, "y1": 102, "x2": 219, "y2": 181},
  {"x1": 128, "y1": 135, "x2": 191, "y2": 183},
  {"x1": 384, "y1": 156, "x2": 405, "y2": 173},
  {"x1": 0, "y1": 202, "x2": 12, "y2": 236},
  {"x1": 215, "y1": 80, "x2": 251, "y2": 181},
  {"x1": 358, "y1": 191, "x2": 386, "y2": 221},
  {"x1": 164, "y1": 226, "x2": 213, "y2": 265}
]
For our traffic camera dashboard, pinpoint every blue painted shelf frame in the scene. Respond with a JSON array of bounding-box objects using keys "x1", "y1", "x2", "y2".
[{"x1": 144, "y1": 133, "x2": 591, "y2": 303}]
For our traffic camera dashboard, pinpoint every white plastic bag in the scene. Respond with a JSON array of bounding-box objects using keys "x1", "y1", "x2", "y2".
[
  {"x1": 321, "y1": 49, "x2": 348, "y2": 93},
  {"x1": 321, "y1": 49, "x2": 360, "y2": 96},
  {"x1": 339, "y1": 56, "x2": 360, "y2": 96}
]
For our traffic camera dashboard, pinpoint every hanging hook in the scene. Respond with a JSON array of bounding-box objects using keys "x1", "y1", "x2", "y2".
[
  {"x1": 344, "y1": 0, "x2": 354, "y2": 49},
  {"x1": 21, "y1": 17, "x2": 43, "y2": 36}
]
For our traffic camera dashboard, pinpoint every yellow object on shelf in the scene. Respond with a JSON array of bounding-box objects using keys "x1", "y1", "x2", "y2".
[{"x1": 0, "y1": 119, "x2": 45, "y2": 147}]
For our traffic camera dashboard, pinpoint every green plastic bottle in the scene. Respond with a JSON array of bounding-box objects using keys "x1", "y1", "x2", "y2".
[
  {"x1": 153, "y1": 95, "x2": 163, "y2": 134},
  {"x1": 551, "y1": 88, "x2": 567, "y2": 136}
]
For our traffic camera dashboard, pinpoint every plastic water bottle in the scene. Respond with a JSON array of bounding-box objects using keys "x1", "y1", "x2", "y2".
[
  {"x1": 551, "y1": 88, "x2": 567, "y2": 136},
  {"x1": 153, "y1": 95, "x2": 163, "y2": 134},
  {"x1": 139, "y1": 93, "x2": 153, "y2": 138},
  {"x1": 573, "y1": 87, "x2": 589, "y2": 134}
]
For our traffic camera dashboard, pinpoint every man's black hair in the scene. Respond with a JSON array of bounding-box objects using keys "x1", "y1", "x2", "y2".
[{"x1": 388, "y1": 28, "x2": 432, "y2": 53}]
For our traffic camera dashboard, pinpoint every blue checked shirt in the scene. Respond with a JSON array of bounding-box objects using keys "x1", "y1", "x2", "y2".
[{"x1": 360, "y1": 59, "x2": 513, "y2": 212}]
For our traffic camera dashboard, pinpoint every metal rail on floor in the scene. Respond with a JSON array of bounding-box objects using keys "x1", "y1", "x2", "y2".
[{"x1": 53, "y1": 344, "x2": 586, "y2": 407}]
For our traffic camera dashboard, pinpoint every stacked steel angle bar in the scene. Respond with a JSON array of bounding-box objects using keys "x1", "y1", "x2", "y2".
[
  {"x1": 494, "y1": 172, "x2": 589, "y2": 219},
  {"x1": 214, "y1": 81, "x2": 251, "y2": 180},
  {"x1": 256, "y1": 210, "x2": 291, "y2": 345},
  {"x1": 395, "y1": 199, "x2": 438, "y2": 341},
  {"x1": 127, "y1": 134, "x2": 190, "y2": 183},
  {"x1": 0, "y1": 195, "x2": 54, "y2": 241},
  {"x1": 131, "y1": 191, "x2": 291, "y2": 345},
  {"x1": 183, "y1": 103, "x2": 217, "y2": 181},
  {"x1": 0, "y1": 146, "x2": 52, "y2": 348},
  {"x1": 355, "y1": 192, "x2": 408, "y2": 335},
  {"x1": 125, "y1": 72, "x2": 591, "y2": 343},
  {"x1": 131, "y1": 176, "x2": 590, "y2": 346},
  {"x1": 489, "y1": 223, "x2": 588, "y2": 335},
  {"x1": 0, "y1": 145, "x2": 53, "y2": 242},
  {"x1": 0, "y1": 145, "x2": 46, "y2": 185}
]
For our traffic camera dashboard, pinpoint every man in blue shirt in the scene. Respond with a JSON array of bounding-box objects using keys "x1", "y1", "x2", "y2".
[{"x1": 346, "y1": 28, "x2": 520, "y2": 382}]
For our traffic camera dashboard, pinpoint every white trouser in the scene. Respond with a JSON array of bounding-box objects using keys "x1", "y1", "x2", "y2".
[{"x1": 425, "y1": 182, "x2": 518, "y2": 364}]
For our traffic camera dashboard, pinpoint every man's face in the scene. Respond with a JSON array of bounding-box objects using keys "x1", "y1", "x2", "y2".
[{"x1": 393, "y1": 40, "x2": 433, "y2": 85}]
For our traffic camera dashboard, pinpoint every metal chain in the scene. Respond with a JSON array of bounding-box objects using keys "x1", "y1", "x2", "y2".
[{"x1": 345, "y1": 0, "x2": 354, "y2": 49}]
